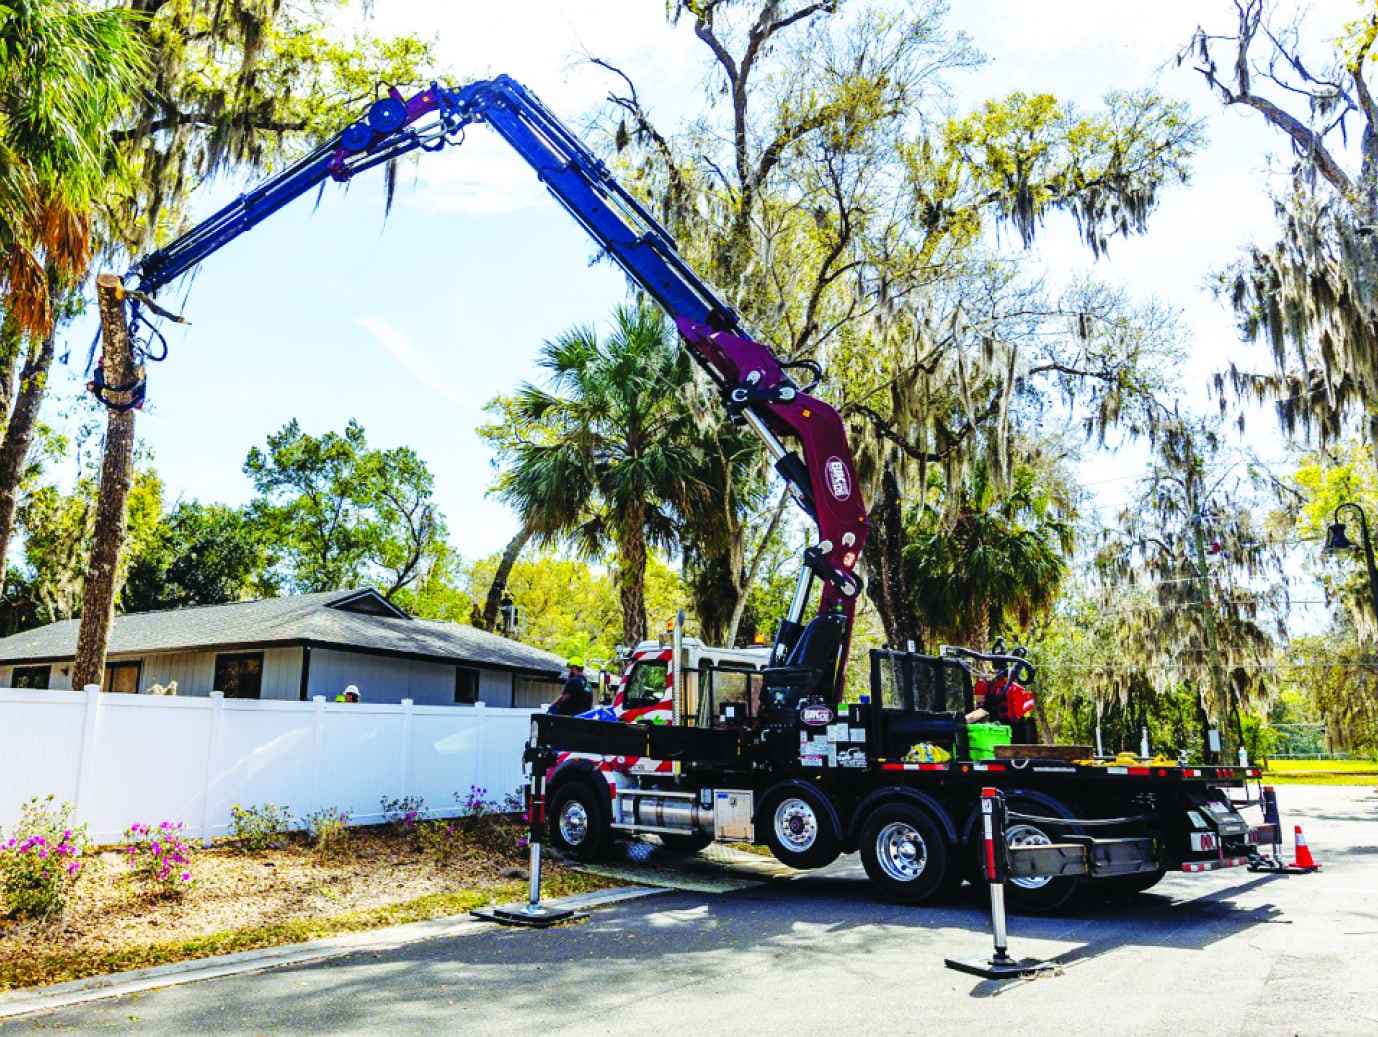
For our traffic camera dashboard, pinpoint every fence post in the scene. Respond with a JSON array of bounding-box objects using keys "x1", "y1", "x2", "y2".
[
  {"x1": 400, "y1": 698, "x2": 415, "y2": 807},
  {"x1": 72, "y1": 684, "x2": 103, "y2": 831},
  {"x1": 311, "y1": 695, "x2": 327, "y2": 821},
  {"x1": 198, "y1": 692, "x2": 225, "y2": 847},
  {"x1": 473, "y1": 700, "x2": 486, "y2": 796}
]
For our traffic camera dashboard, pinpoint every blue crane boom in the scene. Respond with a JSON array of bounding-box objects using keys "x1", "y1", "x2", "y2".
[{"x1": 122, "y1": 75, "x2": 870, "y2": 700}]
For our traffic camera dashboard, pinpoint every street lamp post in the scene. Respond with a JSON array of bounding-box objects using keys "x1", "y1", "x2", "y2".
[{"x1": 1324, "y1": 502, "x2": 1378, "y2": 626}]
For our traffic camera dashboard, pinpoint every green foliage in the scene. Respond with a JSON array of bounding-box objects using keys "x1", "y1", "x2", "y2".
[
  {"x1": 104, "y1": 0, "x2": 436, "y2": 253},
  {"x1": 0, "y1": 796, "x2": 87, "y2": 919},
  {"x1": 1091, "y1": 417, "x2": 1284, "y2": 749},
  {"x1": 123, "y1": 501, "x2": 275, "y2": 612},
  {"x1": 902, "y1": 458, "x2": 1074, "y2": 649},
  {"x1": 379, "y1": 795, "x2": 424, "y2": 833},
  {"x1": 489, "y1": 303, "x2": 703, "y2": 644},
  {"x1": 1290, "y1": 441, "x2": 1378, "y2": 630},
  {"x1": 937, "y1": 90, "x2": 1197, "y2": 256},
  {"x1": 302, "y1": 808, "x2": 351, "y2": 863},
  {"x1": 0, "y1": 0, "x2": 147, "y2": 334},
  {"x1": 244, "y1": 419, "x2": 446, "y2": 598},
  {"x1": 228, "y1": 803, "x2": 293, "y2": 853},
  {"x1": 466, "y1": 548, "x2": 687, "y2": 663},
  {"x1": 391, "y1": 543, "x2": 473, "y2": 624},
  {"x1": 1279, "y1": 633, "x2": 1378, "y2": 757},
  {"x1": 13, "y1": 467, "x2": 163, "y2": 623}
]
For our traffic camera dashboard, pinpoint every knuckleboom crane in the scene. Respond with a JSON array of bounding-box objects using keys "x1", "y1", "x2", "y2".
[
  {"x1": 123, "y1": 76, "x2": 868, "y2": 702},
  {"x1": 120, "y1": 78, "x2": 1287, "y2": 909}
]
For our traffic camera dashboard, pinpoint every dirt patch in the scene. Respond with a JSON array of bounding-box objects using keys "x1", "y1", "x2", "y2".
[{"x1": 0, "y1": 822, "x2": 609, "y2": 991}]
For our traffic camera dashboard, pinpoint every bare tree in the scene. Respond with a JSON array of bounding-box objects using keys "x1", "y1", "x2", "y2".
[{"x1": 1187, "y1": 1, "x2": 1378, "y2": 451}]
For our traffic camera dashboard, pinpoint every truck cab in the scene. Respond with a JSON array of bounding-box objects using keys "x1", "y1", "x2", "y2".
[{"x1": 610, "y1": 637, "x2": 772, "y2": 728}]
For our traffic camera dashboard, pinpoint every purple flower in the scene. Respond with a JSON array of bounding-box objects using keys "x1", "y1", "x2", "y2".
[
  {"x1": 180, "y1": 871, "x2": 191, "y2": 882},
  {"x1": 66, "y1": 861, "x2": 80, "y2": 876}
]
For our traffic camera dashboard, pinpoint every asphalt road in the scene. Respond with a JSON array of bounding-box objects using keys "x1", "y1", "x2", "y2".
[{"x1": 7, "y1": 785, "x2": 1377, "y2": 1036}]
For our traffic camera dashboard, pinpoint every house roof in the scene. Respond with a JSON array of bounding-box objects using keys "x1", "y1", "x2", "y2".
[{"x1": 0, "y1": 589, "x2": 563, "y2": 675}]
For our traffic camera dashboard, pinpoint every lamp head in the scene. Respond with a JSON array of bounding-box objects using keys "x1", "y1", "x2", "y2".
[{"x1": 1324, "y1": 520, "x2": 1357, "y2": 553}]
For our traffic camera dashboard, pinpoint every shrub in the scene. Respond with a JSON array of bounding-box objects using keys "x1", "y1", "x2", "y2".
[
  {"x1": 417, "y1": 819, "x2": 466, "y2": 864},
  {"x1": 124, "y1": 821, "x2": 194, "y2": 895},
  {"x1": 303, "y1": 808, "x2": 352, "y2": 862},
  {"x1": 380, "y1": 795, "x2": 425, "y2": 834},
  {"x1": 0, "y1": 796, "x2": 87, "y2": 919},
  {"x1": 229, "y1": 803, "x2": 293, "y2": 852}
]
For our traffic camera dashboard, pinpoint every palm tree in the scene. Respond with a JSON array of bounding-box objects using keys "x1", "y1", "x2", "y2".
[
  {"x1": 901, "y1": 460, "x2": 1075, "y2": 650},
  {"x1": 0, "y1": 0, "x2": 145, "y2": 336},
  {"x1": 0, "y1": 1, "x2": 146, "y2": 596},
  {"x1": 499, "y1": 302, "x2": 704, "y2": 645}
]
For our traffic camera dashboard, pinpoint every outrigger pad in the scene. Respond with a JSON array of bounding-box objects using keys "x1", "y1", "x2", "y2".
[
  {"x1": 471, "y1": 903, "x2": 586, "y2": 929},
  {"x1": 944, "y1": 955, "x2": 1058, "y2": 980}
]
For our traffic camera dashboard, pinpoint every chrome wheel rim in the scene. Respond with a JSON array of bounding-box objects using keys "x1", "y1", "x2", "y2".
[
  {"x1": 1006, "y1": 823, "x2": 1053, "y2": 889},
  {"x1": 875, "y1": 821, "x2": 928, "y2": 882},
  {"x1": 558, "y1": 800, "x2": 589, "y2": 846},
  {"x1": 773, "y1": 798, "x2": 818, "y2": 853}
]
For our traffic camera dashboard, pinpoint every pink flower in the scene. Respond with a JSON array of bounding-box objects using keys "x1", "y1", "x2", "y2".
[
  {"x1": 66, "y1": 861, "x2": 80, "y2": 876},
  {"x1": 180, "y1": 871, "x2": 191, "y2": 882}
]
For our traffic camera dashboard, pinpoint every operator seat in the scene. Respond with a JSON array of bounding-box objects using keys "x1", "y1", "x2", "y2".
[{"x1": 762, "y1": 611, "x2": 847, "y2": 709}]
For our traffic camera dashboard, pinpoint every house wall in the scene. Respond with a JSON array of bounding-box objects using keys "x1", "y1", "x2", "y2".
[
  {"x1": 308, "y1": 648, "x2": 455, "y2": 706},
  {"x1": 1, "y1": 648, "x2": 558, "y2": 708},
  {"x1": 136, "y1": 647, "x2": 303, "y2": 700},
  {"x1": 515, "y1": 674, "x2": 564, "y2": 709}
]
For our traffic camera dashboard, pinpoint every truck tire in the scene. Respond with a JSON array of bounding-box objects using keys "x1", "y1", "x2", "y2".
[
  {"x1": 658, "y1": 831, "x2": 713, "y2": 855},
  {"x1": 757, "y1": 785, "x2": 841, "y2": 869},
  {"x1": 548, "y1": 779, "x2": 610, "y2": 862},
  {"x1": 858, "y1": 802, "x2": 950, "y2": 904},
  {"x1": 991, "y1": 794, "x2": 1081, "y2": 914}
]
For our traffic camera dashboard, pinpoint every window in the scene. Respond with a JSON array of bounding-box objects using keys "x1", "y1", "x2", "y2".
[
  {"x1": 455, "y1": 667, "x2": 479, "y2": 704},
  {"x1": 621, "y1": 660, "x2": 668, "y2": 710},
  {"x1": 12, "y1": 665, "x2": 51, "y2": 690},
  {"x1": 104, "y1": 661, "x2": 141, "y2": 694},
  {"x1": 213, "y1": 652, "x2": 263, "y2": 699}
]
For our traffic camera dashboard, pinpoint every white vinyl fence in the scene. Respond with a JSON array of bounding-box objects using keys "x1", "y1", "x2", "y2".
[{"x1": 0, "y1": 686, "x2": 536, "y2": 844}]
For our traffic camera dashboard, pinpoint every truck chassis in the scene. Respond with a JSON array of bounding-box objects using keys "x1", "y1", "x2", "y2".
[{"x1": 533, "y1": 646, "x2": 1276, "y2": 913}]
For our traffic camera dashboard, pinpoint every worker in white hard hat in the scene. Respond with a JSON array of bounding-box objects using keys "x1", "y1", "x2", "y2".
[{"x1": 335, "y1": 684, "x2": 361, "y2": 703}]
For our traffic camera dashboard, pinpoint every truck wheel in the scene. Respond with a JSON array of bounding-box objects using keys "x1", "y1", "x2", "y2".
[
  {"x1": 758, "y1": 786, "x2": 841, "y2": 869},
  {"x1": 995, "y1": 796, "x2": 1081, "y2": 914},
  {"x1": 548, "y1": 780, "x2": 609, "y2": 862},
  {"x1": 859, "y1": 802, "x2": 950, "y2": 904},
  {"x1": 658, "y1": 831, "x2": 713, "y2": 855}
]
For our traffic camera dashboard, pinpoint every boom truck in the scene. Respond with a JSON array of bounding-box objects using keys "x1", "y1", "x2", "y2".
[{"x1": 114, "y1": 75, "x2": 1282, "y2": 913}]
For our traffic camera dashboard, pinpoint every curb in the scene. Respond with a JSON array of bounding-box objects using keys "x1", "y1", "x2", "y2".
[{"x1": 0, "y1": 885, "x2": 665, "y2": 1021}]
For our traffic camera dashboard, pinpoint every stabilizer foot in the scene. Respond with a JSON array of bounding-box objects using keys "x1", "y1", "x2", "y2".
[
  {"x1": 471, "y1": 903, "x2": 585, "y2": 929},
  {"x1": 944, "y1": 953, "x2": 1057, "y2": 980}
]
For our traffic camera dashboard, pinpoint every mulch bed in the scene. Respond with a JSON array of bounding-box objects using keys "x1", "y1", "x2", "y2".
[{"x1": 0, "y1": 821, "x2": 607, "y2": 991}]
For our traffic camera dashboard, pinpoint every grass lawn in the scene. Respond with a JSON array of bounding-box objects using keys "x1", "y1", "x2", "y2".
[
  {"x1": 1262, "y1": 758, "x2": 1378, "y2": 785},
  {"x1": 0, "y1": 820, "x2": 612, "y2": 993}
]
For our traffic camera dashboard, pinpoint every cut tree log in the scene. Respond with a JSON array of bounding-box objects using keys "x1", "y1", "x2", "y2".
[{"x1": 71, "y1": 273, "x2": 139, "y2": 691}]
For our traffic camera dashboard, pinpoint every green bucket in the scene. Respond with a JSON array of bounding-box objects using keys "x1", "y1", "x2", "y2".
[{"x1": 967, "y1": 722, "x2": 1012, "y2": 760}]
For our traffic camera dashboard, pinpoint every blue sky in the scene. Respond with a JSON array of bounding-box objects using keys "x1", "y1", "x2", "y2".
[{"x1": 47, "y1": 0, "x2": 1363, "y2": 600}]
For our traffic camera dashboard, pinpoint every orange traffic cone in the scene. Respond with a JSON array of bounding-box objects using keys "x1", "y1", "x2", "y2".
[{"x1": 1290, "y1": 825, "x2": 1321, "y2": 871}]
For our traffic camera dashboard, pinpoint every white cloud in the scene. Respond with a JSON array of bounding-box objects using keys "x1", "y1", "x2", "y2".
[{"x1": 357, "y1": 316, "x2": 476, "y2": 409}]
